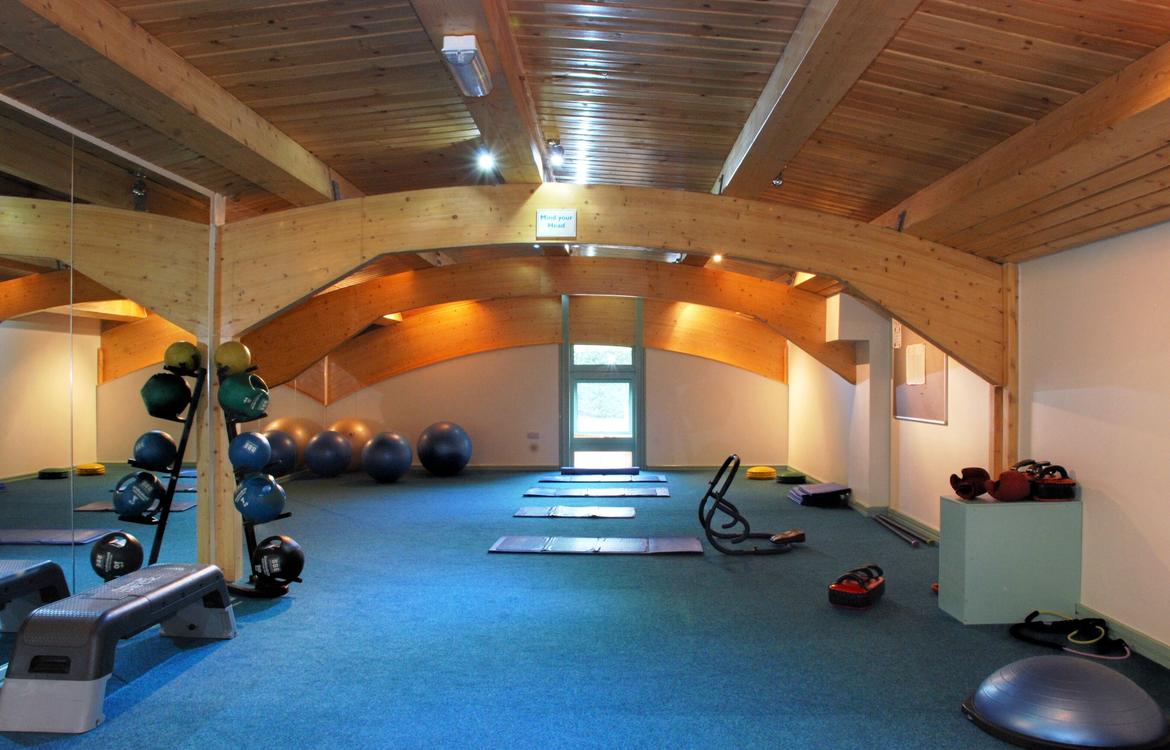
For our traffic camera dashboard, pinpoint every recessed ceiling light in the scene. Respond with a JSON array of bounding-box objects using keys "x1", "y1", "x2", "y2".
[{"x1": 477, "y1": 151, "x2": 496, "y2": 172}]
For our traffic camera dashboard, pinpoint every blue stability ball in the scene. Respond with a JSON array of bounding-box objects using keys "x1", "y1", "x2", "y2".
[
  {"x1": 113, "y1": 471, "x2": 164, "y2": 516},
  {"x1": 263, "y1": 430, "x2": 298, "y2": 477},
  {"x1": 132, "y1": 430, "x2": 177, "y2": 471},
  {"x1": 416, "y1": 421, "x2": 472, "y2": 477},
  {"x1": 963, "y1": 655, "x2": 1170, "y2": 749},
  {"x1": 304, "y1": 430, "x2": 352, "y2": 478},
  {"x1": 362, "y1": 432, "x2": 413, "y2": 483},
  {"x1": 232, "y1": 473, "x2": 287, "y2": 524},
  {"x1": 229, "y1": 431, "x2": 272, "y2": 473}
]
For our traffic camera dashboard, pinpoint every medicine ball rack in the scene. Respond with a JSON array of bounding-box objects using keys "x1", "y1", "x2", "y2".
[
  {"x1": 218, "y1": 363, "x2": 294, "y2": 600},
  {"x1": 121, "y1": 364, "x2": 207, "y2": 567}
]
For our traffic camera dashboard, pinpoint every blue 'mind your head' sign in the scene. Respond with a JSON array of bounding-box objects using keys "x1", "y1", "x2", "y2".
[{"x1": 536, "y1": 209, "x2": 577, "y2": 239}]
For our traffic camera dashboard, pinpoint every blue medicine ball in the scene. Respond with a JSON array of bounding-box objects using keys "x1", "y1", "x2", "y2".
[
  {"x1": 232, "y1": 473, "x2": 287, "y2": 524},
  {"x1": 263, "y1": 430, "x2": 298, "y2": 477},
  {"x1": 132, "y1": 430, "x2": 177, "y2": 471},
  {"x1": 362, "y1": 432, "x2": 413, "y2": 483},
  {"x1": 304, "y1": 430, "x2": 352, "y2": 478},
  {"x1": 229, "y1": 431, "x2": 272, "y2": 473},
  {"x1": 113, "y1": 471, "x2": 164, "y2": 516}
]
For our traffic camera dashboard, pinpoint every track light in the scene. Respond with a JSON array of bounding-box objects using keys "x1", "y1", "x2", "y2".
[
  {"x1": 547, "y1": 139, "x2": 565, "y2": 168},
  {"x1": 476, "y1": 151, "x2": 496, "y2": 172},
  {"x1": 441, "y1": 35, "x2": 492, "y2": 97}
]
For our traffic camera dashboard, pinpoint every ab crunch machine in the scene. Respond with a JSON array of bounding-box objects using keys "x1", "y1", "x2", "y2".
[{"x1": 699, "y1": 454, "x2": 805, "y2": 555}]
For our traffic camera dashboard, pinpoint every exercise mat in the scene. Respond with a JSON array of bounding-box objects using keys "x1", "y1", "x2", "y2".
[
  {"x1": 539, "y1": 474, "x2": 666, "y2": 483},
  {"x1": 524, "y1": 487, "x2": 669, "y2": 498},
  {"x1": 489, "y1": 536, "x2": 702, "y2": 554},
  {"x1": 0, "y1": 529, "x2": 117, "y2": 545},
  {"x1": 560, "y1": 466, "x2": 640, "y2": 475},
  {"x1": 75, "y1": 500, "x2": 197, "y2": 513},
  {"x1": 514, "y1": 506, "x2": 636, "y2": 518}
]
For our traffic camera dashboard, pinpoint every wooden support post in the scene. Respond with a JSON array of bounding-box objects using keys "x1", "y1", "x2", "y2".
[
  {"x1": 992, "y1": 263, "x2": 1019, "y2": 474},
  {"x1": 196, "y1": 195, "x2": 243, "y2": 580}
]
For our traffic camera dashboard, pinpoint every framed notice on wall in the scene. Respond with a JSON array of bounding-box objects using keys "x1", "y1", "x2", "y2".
[{"x1": 893, "y1": 321, "x2": 947, "y2": 424}]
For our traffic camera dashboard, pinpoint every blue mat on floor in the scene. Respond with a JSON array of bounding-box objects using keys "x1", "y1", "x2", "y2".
[{"x1": 0, "y1": 528, "x2": 116, "y2": 545}]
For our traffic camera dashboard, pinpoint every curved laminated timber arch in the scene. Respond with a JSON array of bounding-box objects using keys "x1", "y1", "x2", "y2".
[
  {"x1": 241, "y1": 255, "x2": 856, "y2": 387},
  {"x1": 0, "y1": 269, "x2": 120, "y2": 321},
  {"x1": 222, "y1": 184, "x2": 1007, "y2": 385},
  {"x1": 284, "y1": 296, "x2": 788, "y2": 406}
]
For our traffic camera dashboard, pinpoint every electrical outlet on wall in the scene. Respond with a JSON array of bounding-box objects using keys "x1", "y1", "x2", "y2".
[{"x1": 527, "y1": 432, "x2": 540, "y2": 440}]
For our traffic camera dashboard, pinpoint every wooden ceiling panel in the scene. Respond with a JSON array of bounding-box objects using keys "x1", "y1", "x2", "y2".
[
  {"x1": 510, "y1": 0, "x2": 809, "y2": 191},
  {"x1": 761, "y1": 0, "x2": 1170, "y2": 223}
]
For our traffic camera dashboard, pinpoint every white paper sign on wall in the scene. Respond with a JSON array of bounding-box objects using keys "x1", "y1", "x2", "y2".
[{"x1": 536, "y1": 209, "x2": 577, "y2": 239}]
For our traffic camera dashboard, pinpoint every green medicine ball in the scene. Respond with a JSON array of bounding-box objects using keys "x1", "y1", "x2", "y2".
[
  {"x1": 140, "y1": 372, "x2": 192, "y2": 419},
  {"x1": 218, "y1": 372, "x2": 270, "y2": 422}
]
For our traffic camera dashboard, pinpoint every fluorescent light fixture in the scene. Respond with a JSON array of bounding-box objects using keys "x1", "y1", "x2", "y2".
[
  {"x1": 476, "y1": 151, "x2": 496, "y2": 172},
  {"x1": 547, "y1": 139, "x2": 565, "y2": 167},
  {"x1": 441, "y1": 35, "x2": 492, "y2": 97}
]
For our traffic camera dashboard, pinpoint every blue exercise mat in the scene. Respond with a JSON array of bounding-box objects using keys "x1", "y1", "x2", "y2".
[
  {"x1": 489, "y1": 536, "x2": 702, "y2": 554},
  {"x1": 539, "y1": 474, "x2": 666, "y2": 483},
  {"x1": 75, "y1": 500, "x2": 197, "y2": 513},
  {"x1": 0, "y1": 529, "x2": 117, "y2": 545}
]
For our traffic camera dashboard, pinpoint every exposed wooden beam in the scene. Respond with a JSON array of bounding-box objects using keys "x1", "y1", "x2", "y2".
[
  {"x1": 409, "y1": 0, "x2": 546, "y2": 183},
  {"x1": 873, "y1": 38, "x2": 1170, "y2": 246},
  {"x1": 1, "y1": 198, "x2": 209, "y2": 334},
  {"x1": 680, "y1": 254, "x2": 711, "y2": 268},
  {"x1": 541, "y1": 245, "x2": 569, "y2": 258},
  {"x1": 416, "y1": 251, "x2": 458, "y2": 267},
  {"x1": 99, "y1": 313, "x2": 193, "y2": 383},
  {"x1": 221, "y1": 184, "x2": 1004, "y2": 384},
  {"x1": 0, "y1": 115, "x2": 207, "y2": 222},
  {"x1": 0, "y1": 0, "x2": 363, "y2": 206},
  {"x1": 0, "y1": 269, "x2": 119, "y2": 321},
  {"x1": 41, "y1": 299, "x2": 146, "y2": 323},
  {"x1": 715, "y1": 0, "x2": 921, "y2": 199},
  {"x1": 240, "y1": 256, "x2": 855, "y2": 387}
]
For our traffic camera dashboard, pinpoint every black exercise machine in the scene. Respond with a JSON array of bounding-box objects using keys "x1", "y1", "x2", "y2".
[{"x1": 698, "y1": 454, "x2": 805, "y2": 555}]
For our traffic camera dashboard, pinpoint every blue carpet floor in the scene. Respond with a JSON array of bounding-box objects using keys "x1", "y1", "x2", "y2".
[{"x1": 0, "y1": 467, "x2": 1167, "y2": 749}]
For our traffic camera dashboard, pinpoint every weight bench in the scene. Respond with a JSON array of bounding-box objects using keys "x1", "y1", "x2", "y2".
[
  {"x1": 0, "y1": 560, "x2": 69, "y2": 633},
  {"x1": 0, "y1": 563, "x2": 236, "y2": 734}
]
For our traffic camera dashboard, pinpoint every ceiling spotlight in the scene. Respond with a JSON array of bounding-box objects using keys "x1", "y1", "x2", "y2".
[
  {"x1": 476, "y1": 151, "x2": 496, "y2": 172},
  {"x1": 772, "y1": 172, "x2": 784, "y2": 188},
  {"x1": 712, "y1": 254, "x2": 723, "y2": 263},
  {"x1": 441, "y1": 35, "x2": 493, "y2": 97},
  {"x1": 547, "y1": 139, "x2": 565, "y2": 168},
  {"x1": 533, "y1": 244, "x2": 541, "y2": 249}
]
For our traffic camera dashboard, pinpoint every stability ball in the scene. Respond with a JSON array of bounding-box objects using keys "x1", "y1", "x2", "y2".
[
  {"x1": 263, "y1": 429, "x2": 298, "y2": 477},
  {"x1": 304, "y1": 430, "x2": 352, "y2": 477},
  {"x1": 362, "y1": 432, "x2": 412, "y2": 483},
  {"x1": 328, "y1": 418, "x2": 380, "y2": 471},
  {"x1": 232, "y1": 473, "x2": 287, "y2": 524},
  {"x1": 963, "y1": 655, "x2": 1170, "y2": 749},
  {"x1": 132, "y1": 430, "x2": 177, "y2": 471},
  {"x1": 229, "y1": 431, "x2": 272, "y2": 473},
  {"x1": 264, "y1": 417, "x2": 322, "y2": 467},
  {"x1": 417, "y1": 421, "x2": 472, "y2": 477}
]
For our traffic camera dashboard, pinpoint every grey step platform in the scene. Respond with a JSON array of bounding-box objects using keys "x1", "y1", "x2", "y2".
[
  {"x1": 490, "y1": 536, "x2": 702, "y2": 554},
  {"x1": 524, "y1": 487, "x2": 670, "y2": 498},
  {"x1": 539, "y1": 474, "x2": 666, "y2": 483},
  {"x1": 514, "y1": 506, "x2": 636, "y2": 518},
  {"x1": 0, "y1": 563, "x2": 236, "y2": 734},
  {"x1": 0, "y1": 560, "x2": 69, "y2": 633}
]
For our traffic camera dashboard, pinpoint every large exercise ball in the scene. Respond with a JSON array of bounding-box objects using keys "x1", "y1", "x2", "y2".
[
  {"x1": 417, "y1": 421, "x2": 472, "y2": 477},
  {"x1": 214, "y1": 340, "x2": 252, "y2": 376},
  {"x1": 304, "y1": 430, "x2": 352, "y2": 478},
  {"x1": 263, "y1": 429, "x2": 298, "y2": 476},
  {"x1": 328, "y1": 418, "x2": 380, "y2": 471},
  {"x1": 963, "y1": 655, "x2": 1170, "y2": 749},
  {"x1": 229, "y1": 431, "x2": 272, "y2": 474},
  {"x1": 132, "y1": 430, "x2": 177, "y2": 471},
  {"x1": 113, "y1": 471, "x2": 164, "y2": 516},
  {"x1": 232, "y1": 473, "x2": 287, "y2": 524},
  {"x1": 362, "y1": 432, "x2": 412, "y2": 483},
  {"x1": 140, "y1": 372, "x2": 191, "y2": 420},
  {"x1": 264, "y1": 417, "x2": 322, "y2": 466}
]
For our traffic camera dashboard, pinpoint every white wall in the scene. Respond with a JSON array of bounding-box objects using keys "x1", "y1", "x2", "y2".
[
  {"x1": 1020, "y1": 221, "x2": 1170, "y2": 646},
  {"x1": 787, "y1": 342, "x2": 853, "y2": 484},
  {"x1": 890, "y1": 357, "x2": 991, "y2": 528},
  {"x1": 321, "y1": 345, "x2": 561, "y2": 467},
  {"x1": 0, "y1": 314, "x2": 100, "y2": 477},
  {"x1": 645, "y1": 349, "x2": 787, "y2": 467}
]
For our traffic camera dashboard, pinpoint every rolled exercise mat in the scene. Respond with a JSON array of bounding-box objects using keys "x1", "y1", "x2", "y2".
[
  {"x1": 489, "y1": 536, "x2": 702, "y2": 554},
  {"x1": 513, "y1": 506, "x2": 636, "y2": 518}
]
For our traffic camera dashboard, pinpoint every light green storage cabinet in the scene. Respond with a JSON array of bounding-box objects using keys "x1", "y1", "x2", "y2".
[{"x1": 938, "y1": 495, "x2": 1082, "y2": 625}]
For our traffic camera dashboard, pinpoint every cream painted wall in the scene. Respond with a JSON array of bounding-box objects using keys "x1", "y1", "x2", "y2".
[
  {"x1": 322, "y1": 345, "x2": 561, "y2": 467},
  {"x1": 0, "y1": 314, "x2": 100, "y2": 477},
  {"x1": 890, "y1": 357, "x2": 991, "y2": 528},
  {"x1": 645, "y1": 349, "x2": 787, "y2": 467},
  {"x1": 1020, "y1": 221, "x2": 1170, "y2": 646},
  {"x1": 786, "y1": 342, "x2": 852, "y2": 484}
]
